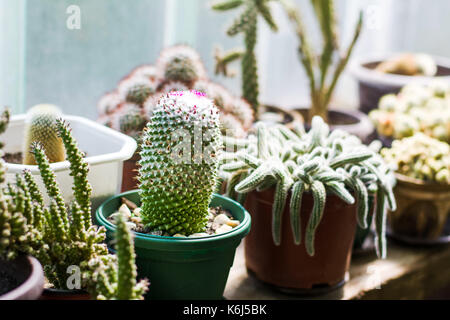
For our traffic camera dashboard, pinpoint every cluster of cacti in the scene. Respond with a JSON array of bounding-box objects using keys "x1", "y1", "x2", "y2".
[
  {"x1": 0, "y1": 113, "x2": 148, "y2": 298},
  {"x1": 219, "y1": 116, "x2": 396, "y2": 258},
  {"x1": 279, "y1": 0, "x2": 363, "y2": 122},
  {"x1": 22, "y1": 104, "x2": 66, "y2": 165},
  {"x1": 381, "y1": 133, "x2": 450, "y2": 184},
  {"x1": 0, "y1": 108, "x2": 44, "y2": 261},
  {"x1": 97, "y1": 45, "x2": 254, "y2": 139},
  {"x1": 212, "y1": 0, "x2": 278, "y2": 118},
  {"x1": 138, "y1": 91, "x2": 222, "y2": 235},
  {"x1": 82, "y1": 213, "x2": 148, "y2": 300},
  {"x1": 375, "y1": 53, "x2": 437, "y2": 76},
  {"x1": 369, "y1": 81, "x2": 450, "y2": 143}
]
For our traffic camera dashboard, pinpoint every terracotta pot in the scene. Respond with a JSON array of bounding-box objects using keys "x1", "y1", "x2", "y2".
[
  {"x1": 350, "y1": 54, "x2": 450, "y2": 114},
  {"x1": 244, "y1": 188, "x2": 357, "y2": 292},
  {"x1": 121, "y1": 152, "x2": 140, "y2": 192},
  {"x1": 40, "y1": 288, "x2": 90, "y2": 300},
  {"x1": 293, "y1": 107, "x2": 375, "y2": 144},
  {"x1": 0, "y1": 255, "x2": 44, "y2": 300},
  {"x1": 388, "y1": 174, "x2": 450, "y2": 239}
]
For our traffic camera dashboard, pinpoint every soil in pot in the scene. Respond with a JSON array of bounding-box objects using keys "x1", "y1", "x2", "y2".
[
  {"x1": 259, "y1": 105, "x2": 303, "y2": 129},
  {"x1": 96, "y1": 191, "x2": 251, "y2": 300},
  {"x1": 0, "y1": 255, "x2": 44, "y2": 300},
  {"x1": 40, "y1": 288, "x2": 90, "y2": 300},
  {"x1": 244, "y1": 188, "x2": 357, "y2": 294},
  {"x1": 294, "y1": 107, "x2": 376, "y2": 144}
]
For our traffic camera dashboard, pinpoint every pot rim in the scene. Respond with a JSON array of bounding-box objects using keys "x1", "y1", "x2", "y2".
[
  {"x1": 0, "y1": 255, "x2": 44, "y2": 300},
  {"x1": 349, "y1": 53, "x2": 450, "y2": 87},
  {"x1": 395, "y1": 173, "x2": 450, "y2": 190},
  {"x1": 96, "y1": 191, "x2": 251, "y2": 248}
]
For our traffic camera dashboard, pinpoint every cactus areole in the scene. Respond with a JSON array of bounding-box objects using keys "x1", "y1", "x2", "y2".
[{"x1": 138, "y1": 90, "x2": 223, "y2": 235}]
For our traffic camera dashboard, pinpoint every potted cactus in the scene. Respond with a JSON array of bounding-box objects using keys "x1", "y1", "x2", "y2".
[
  {"x1": 219, "y1": 116, "x2": 396, "y2": 292},
  {"x1": 96, "y1": 91, "x2": 251, "y2": 299},
  {"x1": 97, "y1": 45, "x2": 255, "y2": 191},
  {"x1": 211, "y1": 0, "x2": 303, "y2": 126},
  {"x1": 1, "y1": 117, "x2": 147, "y2": 300},
  {"x1": 3, "y1": 105, "x2": 137, "y2": 211},
  {"x1": 277, "y1": 0, "x2": 374, "y2": 143},
  {"x1": 0, "y1": 108, "x2": 44, "y2": 300},
  {"x1": 381, "y1": 133, "x2": 450, "y2": 242},
  {"x1": 369, "y1": 81, "x2": 450, "y2": 146},
  {"x1": 350, "y1": 52, "x2": 450, "y2": 114}
]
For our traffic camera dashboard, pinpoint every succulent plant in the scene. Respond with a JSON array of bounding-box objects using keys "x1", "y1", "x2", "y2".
[
  {"x1": 220, "y1": 116, "x2": 396, "y2": 258},
  {"x1": 369, "y1": 81, "x2": 450, "y2": 143},
  {"x1": 138, "y1": 91, "x2": 222, "y2": 235},
  {"x1": 118, "y1": 76, "x2": 157, "y2": 106},
  {"x1": 280, "y1": 0, "x2": 363, "y2": 123},
  {"x1": 22, "y1": 104, "x2": 66, "y2": 165},
  {"x1": 97, "y1": 45, "x2": 253, "y2": 139},
  {"x1": 82, "y1": 212, "x2": 149, "y2": 300},
  {"x1": 375, "y1": 53, "x2": 437, "y2": 76},
  {"x1": 157, "y1": 45, "x2": 207, "y2": 87},
  {"x1": 381, "y1": 133, "x2": 450, "y2": 184},
  {"x1": 212, "y1": 0, "x2": 278, "y2": 117}
]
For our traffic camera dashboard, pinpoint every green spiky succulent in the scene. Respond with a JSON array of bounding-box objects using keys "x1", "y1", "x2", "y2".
[
  {"x1": 212, "y1": 0, "x2": 278, "y2": 117},
  {"x1": 82, "y1": 212, "x2": 149, "y2": 300},
  {"x1": 138, "y1": 90, "x2": 222, "y2": 235},
  {"x1": 23, "y1": 104, "x2": 66, "y2": 165},
  {"x1": 220, "y1": 116, "x2": 396, "y2": 258}
]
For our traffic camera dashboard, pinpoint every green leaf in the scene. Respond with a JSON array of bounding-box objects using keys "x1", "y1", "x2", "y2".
[
  {"x1": 305, "y1": 180, "x2": 326, "y2": 256},
  {"x1": 272, "y1": 179, "x2": 291, "y2": 246},
  {"x1": 212, "y1": 0, "x2": 244, "y2": 11},
  {"x1": 290, "y1": 180, "x2": 305, "y2": 245}
]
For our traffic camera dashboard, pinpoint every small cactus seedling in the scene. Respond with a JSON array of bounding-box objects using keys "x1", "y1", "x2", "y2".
[
  {"x1": 220, "y1": 117, "x2": 396, "y2": 258},
  {"x1": 138, "y1": 90, "x2": 222, "y2": 235},
  {"x1": 212, "y1": 0, "x2": 278, "y2": 117},
  {"x1": 83, "y1": 212, "x2": 149, "y2": 300},
  {"x1": 118, "y1": 76, "x2": 158, "y2": 106},
  {"x1": 23, "y1": 104, "x2": 66, "y2": 165}
]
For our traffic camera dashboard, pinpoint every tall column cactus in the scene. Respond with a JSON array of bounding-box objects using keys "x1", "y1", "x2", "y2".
[
  {"x1": 138, "y1": 91, "x2": 222, "y2": 235},
  {"x1": 280, "y1": 0, "x2": 363, "y2": 123},
  {"x1": 212, "y1": 0, "x2": 279, "y2": 118}
]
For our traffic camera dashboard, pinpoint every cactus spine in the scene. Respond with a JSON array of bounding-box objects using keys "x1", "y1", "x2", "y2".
[
  {"x1": 23, "y1": 104, "x2": 66, "y2": 165},
  {"x1": 220, "y1": 116, "x2": 396, "y2": 258},
  {"x1": 212, "y1": 0, "x2": 279, "y2": 118},
  {"x1": 139, "y1": 91, "x2": 222, "y2": 235}
]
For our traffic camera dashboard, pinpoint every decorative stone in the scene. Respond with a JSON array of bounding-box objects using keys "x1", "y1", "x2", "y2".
[
  {"x1": 215, "y1": 225, "x2": 233, "y2": 235},
  {"x1": 118, "y1": 203, "x2": 132, "y2": 219}
]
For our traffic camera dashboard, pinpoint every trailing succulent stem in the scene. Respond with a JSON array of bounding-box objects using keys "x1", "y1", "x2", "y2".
[
  {"x1": 219, "y1": 116, "x2": 396, "y2": 258},
  {"x1": 83, "y1": 212, "x2": 148, "y2": 300},
  {"x1": 138, "y1": 91, "x2": 222, "y2": 235},
  {"x1": 280, "y1": 0, "x2": 363, "y2": 123},
  {"x1": 212, "y1": 0, "x2": 279, "y2": 118}
]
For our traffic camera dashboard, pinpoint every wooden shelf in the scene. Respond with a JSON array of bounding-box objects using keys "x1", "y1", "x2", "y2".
[{"x1": 224, "y1": 241, "x2": 450, "y2": 300}]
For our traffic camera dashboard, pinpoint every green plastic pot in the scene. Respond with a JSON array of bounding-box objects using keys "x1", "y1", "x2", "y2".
[{"x1": 96, "y1": 191, "x2": 251, "y2": 300}]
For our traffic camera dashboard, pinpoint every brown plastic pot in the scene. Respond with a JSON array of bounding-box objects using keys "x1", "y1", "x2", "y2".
[
  {"x1": 0, "y1": 255, "x2": 44, "y2": 300},
  {"x1": 350, "y1": 54, "x2": 450, "y2": 114},
  {"x1": 40, "y1": 288, "x2": 91, "y2": 300},
  {"x1": 388, "y1": 174, "x2": 450, "y2": 239},
  {"x1": 244, "y1": 188, "x2": 357, "y2": 293},
  {"x1": 293, "y1": 107, "x2": 375, "y2": 144},
  {"x1": 121, "y1": 152, "x2": 140, "y2": 192}
]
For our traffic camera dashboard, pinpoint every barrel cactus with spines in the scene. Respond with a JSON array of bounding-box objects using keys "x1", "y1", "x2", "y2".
[
  {"x1": 220, "y1": 116, "x2": 396, "y2": 258},
  {"x1": 118, "y1": 76, "x2": 157, "y2": 106},
  {"x1": 23, "y1": 104, "x2": 65, "y2": 165},
  {"x1": 138, "y1": 90, "x2": 222, "y2": 235}
]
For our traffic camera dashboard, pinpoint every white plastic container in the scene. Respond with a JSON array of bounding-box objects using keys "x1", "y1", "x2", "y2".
[{"x1": 3, "y1": 114, "x2": 137, "y2": 211}]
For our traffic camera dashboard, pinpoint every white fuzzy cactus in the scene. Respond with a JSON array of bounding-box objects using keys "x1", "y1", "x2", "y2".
[{"x1": 220, "y1": 116, "x2": 397, "y2": 258}]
